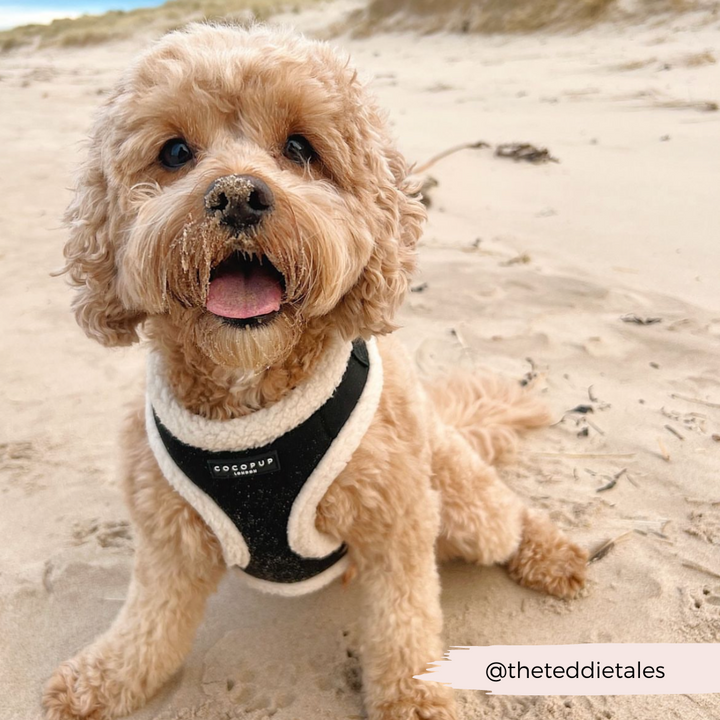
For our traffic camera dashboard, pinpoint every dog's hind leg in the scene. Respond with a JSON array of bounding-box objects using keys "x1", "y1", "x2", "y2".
[
  {"x1": 431, "y1": 422, "x2": 586, "y2": 599},
  {"x1": 43, "y1": 411, "x2": 226, "y2": 720}
]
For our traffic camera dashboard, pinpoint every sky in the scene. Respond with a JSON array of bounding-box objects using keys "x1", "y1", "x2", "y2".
[{"x1": 0, "y1": 0, "x2": 164, "y2": 30}]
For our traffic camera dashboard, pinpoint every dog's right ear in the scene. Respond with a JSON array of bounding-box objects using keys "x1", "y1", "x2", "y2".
[{"x1": 62, "y1": 144, "x2": 145, "y2": 347}]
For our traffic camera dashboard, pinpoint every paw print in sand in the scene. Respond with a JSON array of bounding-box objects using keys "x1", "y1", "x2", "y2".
[
  {"x1": 693, "y1": 585, "x2": 720, "y2": 611},
  {"x1": 71, "y1": 519, "x2": 132, "y2": 549},
  {"x1": 201, "y1": 631, "x2": 299, "y2": 716}
]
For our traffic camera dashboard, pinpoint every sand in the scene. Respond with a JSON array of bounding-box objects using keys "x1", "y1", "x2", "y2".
[{"x1": 1, "y1": 3, "x2": 719, "y2": 719}]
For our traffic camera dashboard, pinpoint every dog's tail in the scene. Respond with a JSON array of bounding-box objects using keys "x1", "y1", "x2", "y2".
[{"x1": 424, "y1": 372, "x2": 552, "y2": 464}]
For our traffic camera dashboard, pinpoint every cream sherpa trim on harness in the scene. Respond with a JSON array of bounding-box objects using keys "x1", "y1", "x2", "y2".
[
  {"x1": 146, "y1": 336, "x2": 353, "y2": 451},
  {"x1": 145, "y1": 399, "x2": 252, "y2": 568},
  {"x1": 287, "y1": 337, "x2": 383, "y2": 558}
]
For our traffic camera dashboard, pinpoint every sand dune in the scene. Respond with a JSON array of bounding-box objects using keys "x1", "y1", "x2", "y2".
[
  {"x1": 345, "y1": 0, "x2": 718, "y2": 34},
  {"x1": 0, "y1": 3, "x2": 719, "y2": 719}
]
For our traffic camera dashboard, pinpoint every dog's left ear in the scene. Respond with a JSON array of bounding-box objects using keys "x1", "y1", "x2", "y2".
[
  {"x1": 62, "y1": 142, "x2": 147, "y2": 347},
  {"x1": 337, "y1": 145, "x2": 426, "y2": 338}
]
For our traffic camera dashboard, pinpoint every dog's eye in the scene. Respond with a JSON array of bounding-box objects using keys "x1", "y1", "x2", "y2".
[
  {"x1": 159, "y1": 138, "x2": 193, "y2": 170},
  {"x1": 284, "y1": 135, "x2": 317, "y2": 165}
]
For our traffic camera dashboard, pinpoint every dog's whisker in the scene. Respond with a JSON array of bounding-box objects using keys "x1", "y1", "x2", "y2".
[{"x1": 128, "y1": 181, "x2": 162, "y2": 206}]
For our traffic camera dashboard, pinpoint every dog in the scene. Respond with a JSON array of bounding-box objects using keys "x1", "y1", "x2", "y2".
[{"x1": 43, "y1": 23, "x2": 587, "y2": 720}]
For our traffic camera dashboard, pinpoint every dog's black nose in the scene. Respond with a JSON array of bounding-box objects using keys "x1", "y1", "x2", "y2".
[{"x1": 204, "y1": 174, "x2": 274, "y2": 230}]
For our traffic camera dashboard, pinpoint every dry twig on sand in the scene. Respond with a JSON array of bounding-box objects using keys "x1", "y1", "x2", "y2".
[
  {"x1": 500, "y1": 253, "x2": 531, "y2": 266},
  {"x1": 418, "y1": 175, "x2": 438, "y2": 207},
  {"x1": 585, "y1": 418, "x2": 606, "y2": 436},
  {"x1": 415, "y1": 139, "x2": 559, "y2": 175},
  {"x1": 671, "y1": 393, "x2": 720, "y2": 410},
  {"x1": 681, "y1": 560, "x2": 720, "y2": 580},
  {"x1": 414, "y1": 141, "x2": 489, "y2": 174},
  {"x1": 664, "y1": 425, "x2": 685, "y2": 441},
  {"x1": 588, "y1": 530, "x2": 633, "y2": 564},
  {"x1": 495, "y1": 142, "x2": 559, "y2": 164},
  {"x1": 596, "y1": 468, "x2": 627, "y2": 493},
  {"x1": 520, "y1": 357, "x2": 538, "y2": 388},
  {"x1": 621, "y1": 314, "x2": 662, "y2": 325}
]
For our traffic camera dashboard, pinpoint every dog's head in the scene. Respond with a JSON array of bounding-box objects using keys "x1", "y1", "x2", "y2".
[{"x1": 63, "y1": 23, "x2": 425, "y2": 369}]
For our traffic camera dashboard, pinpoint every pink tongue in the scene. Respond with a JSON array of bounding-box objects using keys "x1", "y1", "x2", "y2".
[{"x1": 206, "y1": 265, "x2": 282, "y2": 320}]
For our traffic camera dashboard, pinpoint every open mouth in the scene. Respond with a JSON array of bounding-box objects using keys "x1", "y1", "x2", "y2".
[{"x1": 206, "y1": 252, "x2": 285, "y2": 329}]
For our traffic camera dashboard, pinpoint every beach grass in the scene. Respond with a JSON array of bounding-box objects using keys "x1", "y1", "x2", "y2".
[
  {"x1": 345, "y1": 0, "x2": 714, "y2": 35},
  {"x1": 0, "y1": 0, "x2": 310, "y2": 52}
]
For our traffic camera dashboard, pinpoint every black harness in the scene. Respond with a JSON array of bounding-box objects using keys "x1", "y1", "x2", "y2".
[{"x1": 151, "y1": 340, "x2": 371, "y2": 587}]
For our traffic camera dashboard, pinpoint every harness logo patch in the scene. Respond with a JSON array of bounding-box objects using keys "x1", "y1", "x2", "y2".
[{"x1": 207, "y1": 450, "x2": 281, "y2": 478}]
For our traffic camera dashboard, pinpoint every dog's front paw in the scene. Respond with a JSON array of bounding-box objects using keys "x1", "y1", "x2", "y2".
[
  {"x1": 43, "y1": 652, "x2": 132, "y2": 720},
  {"x1": 370, "y1": 681, "x2": 456, "y2": 720}
]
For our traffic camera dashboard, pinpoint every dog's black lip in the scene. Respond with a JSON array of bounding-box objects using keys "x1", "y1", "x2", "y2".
[{"x1": 220, "y1": 310, "x2": 281, "y2": 329}]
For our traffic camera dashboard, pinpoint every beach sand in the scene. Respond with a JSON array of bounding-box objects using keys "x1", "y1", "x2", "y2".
[{"x1": 1, "y1": 3, "x2": 719, "y2": 718}]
